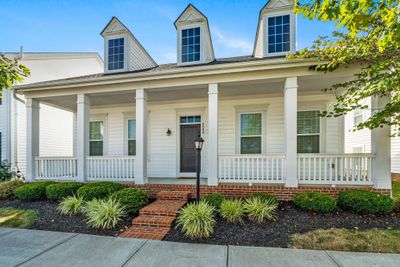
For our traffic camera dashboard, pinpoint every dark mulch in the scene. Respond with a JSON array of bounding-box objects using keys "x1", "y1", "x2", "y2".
[
  {"x1": 165, "y1": 202, "x2": 400, "y2": 248},
  {"x1": 0, "y1": 199, "x2": 134, "y2": 236}
]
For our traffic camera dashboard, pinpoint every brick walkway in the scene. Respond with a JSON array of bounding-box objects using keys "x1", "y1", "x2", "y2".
[{"x1": 119, "y1": 191, "x2": 190, "y2": 240}]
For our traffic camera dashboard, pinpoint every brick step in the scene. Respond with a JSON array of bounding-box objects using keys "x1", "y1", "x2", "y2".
[
  {"x1": 132, "y1": 215, "x2": 175, "y2": 228},
  {"x1": 119, "y1": 226, "x2": 170, "y2": 240},
  {"x1": 140, "y1": 200, "x2": 186, "y2": 217},
  {"x1": 156, "y1": 191, "x2": 191, "y2": 201}
]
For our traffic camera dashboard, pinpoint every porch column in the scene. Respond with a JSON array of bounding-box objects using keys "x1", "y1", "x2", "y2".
[
  {"x1": 26, "y1": 98, "x2": 40, "y2": 182},
  {"x1": 76, "y1": 94, "x2": 90, "y2": 182},
  {"x1": 208, "y1": 83, "x2": 218, "y2": 186},
  {"x1": 371, "y1": 96, "x2": 391, "y2": 189},
  {"x1": 135, "y1": 89, "x2": 148, "y2": 184},
  {"x1": 284, "y1": 77, "x2": 298, "y2": 187}
]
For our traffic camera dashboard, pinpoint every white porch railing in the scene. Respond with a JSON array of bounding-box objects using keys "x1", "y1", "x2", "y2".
[
  {"x1": 297, "y1": 153, "x2": 374, "y2": 185},
  {"x1": 35, "y1": 157, "x2": 77, "y2": 180},
  {"x1": 218, "y1": 154, "x2": 285, "y2": 184},
  {"x1": 86, "y1": 156, "x2": 135, "y2": 181}
]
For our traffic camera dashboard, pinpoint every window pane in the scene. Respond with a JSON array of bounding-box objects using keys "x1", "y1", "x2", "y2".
[
  {"x1": 128, "y1": 119, "x2": 136, "y2": 140},
  {"x1": 128, "y1": 140, "x2": 136, "y2": 156},
  {"x1": 240, "y1": 114, "x2": 262, "y2": 136},
  {"x1": 297, "y1": 135, "x2": 319, "y2": 153},
  {"x1": 267, "y1": 15, "x2": 290, "y2": 53},
  {"x1": 297, "y1": 111, "x2": 320, "y2": 134},
  {"x1": 90, "y1": 121, "x2": 103, "y2": 140},
  {"x1": 241, "y1": 137, "x2": 262, "y2": 154},
  {"x1": 181, "y1": 27, "x2": 201, "y2": 62},
  {"x1": 108, "y1": 37, "x2": 124, "y2": 70},
  {"x1": 90, "y1": 141, "x2": 103, "y2": 156}
]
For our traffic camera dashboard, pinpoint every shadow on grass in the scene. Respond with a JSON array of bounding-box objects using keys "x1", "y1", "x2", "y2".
[{"x1": 0, "y1": 207, "x2": 38, "y2": 228}]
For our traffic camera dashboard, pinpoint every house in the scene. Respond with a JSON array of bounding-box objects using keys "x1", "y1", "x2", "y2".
[
  {"x1": 15, "y1": 1, "x2": 393, "y2": 198},
  {"x1": 344, "y1": 97, "x2": 400, "y2": 179},
  {"x1": 0, "y1": 51, "x2": 103, "y2": 177}
]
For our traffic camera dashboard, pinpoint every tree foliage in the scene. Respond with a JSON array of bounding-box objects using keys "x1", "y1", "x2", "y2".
[
  {"x1": 290, "y1": 0, "x2": 400, "y2": 135},
  {"x1": 0, "y1": 53, "x2": 30, "y2": 100}
]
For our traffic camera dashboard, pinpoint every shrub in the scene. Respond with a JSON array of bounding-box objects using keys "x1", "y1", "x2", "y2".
[
  {"x1": 338, "y1": 190, "x2": 395, "y2": 214},
  {"x1": 14, "y1": 181, "x2": 55, "y2": 201},
  {"x1": 244, "y1": 196, "x2": 278, "y2": 223},
  {"x1": 76, "y1": 182, "x2": 124, "y2": 201},
  {"x1": 46, "y1": 182, "x2": 84, "y2": 201},
  {"x1": 109, "y1": 188, "x2": 148, "y2": 213},
  {"x1": 220, "y1": 199, "x2": 245, "y2": 223},
  {"x1": 58, "y1": 195, "x2": 85, "y2": 216},
  {"x1": 84, "y1": 198, "x2": 126, "y2": 229},
  {"x1": 250, "y1": 192, "x2": 279, "y2": 205},
  {"x1": 0, "y1": 161, "x2": 14, "y2": 182},
  {"x1": 177, "y1": 202, "x2": 216, "y2": 239},
  {"x1": 0, "y1": 179, "x2": 24, "y2": 199},
  {"x1": 201, "y1": 193, "x2": 226, "y2": 209},
  {"x1": 293, "y1": 192, "x2": 337, "y2": 213}
]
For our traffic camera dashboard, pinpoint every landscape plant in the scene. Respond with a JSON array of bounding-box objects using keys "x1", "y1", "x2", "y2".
[
  {"x1": 243, "y1": 196, "x2": 278, "y2": 223},
  {"x1": 57, "y1": 195, "x2": 85, "y2": 216},
  {"x1": 76, "y1": 182, "x2": 124, "y2": 201},
  {"x1": 201, "y1": 193, "x2": 226, "y2": 209},
  {"x1": 14, "y1": 181, "x2": 55, "y2": 201},
  {"x1": 219, "y1": 199, "x2": 245, "y2": 223},
  {"x1": 250, "y1": 192, "x2": 279, "y2": 206},
  {"x1": 109, "y1": 188, "x2": 148, "y2": 213},
  {"x1": 0, "y1": 161, "x2": 14, "y2": 182},
  {"x1": 46, "y1": 182, "x2": 84, "y2": 201},
  {"x1": 293, "y1": 192, "x2": 337, "y2": 213},
  {"x1": 84, "y1": 198, "x2": 126, "y2": 229},
  {"x1": 338, "y1": 190, "x2": 395, "y2": 214},
  {"x1": 0, "y1": 179, "x2": 24, "y2": 199}
]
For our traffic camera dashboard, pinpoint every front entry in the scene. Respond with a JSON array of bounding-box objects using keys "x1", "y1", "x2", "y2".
[{"x1": 180, "y1": 124, "x2": 201, "y2": 173}]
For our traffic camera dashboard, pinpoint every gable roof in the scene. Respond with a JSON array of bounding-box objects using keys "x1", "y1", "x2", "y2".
[{"x1": 174, "y1": 4, "x2": 208, "y2": 28}]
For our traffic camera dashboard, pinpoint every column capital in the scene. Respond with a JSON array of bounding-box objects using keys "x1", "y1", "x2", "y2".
[
  {"x1": 26, "y1": 98, "x2": 40, "y2": 109},
  {"x1": 135, "y1": 89, "x2": 147, "y2": 100},
  {"x1": 208, "y1": 83, "x2": 218, "y2": 95},
  {"x1": 284, "y1": 77, "x2": 298, "y2": 91},
  {"x1": 76, "y1": 94, "x2": 90, "y2": 105}
]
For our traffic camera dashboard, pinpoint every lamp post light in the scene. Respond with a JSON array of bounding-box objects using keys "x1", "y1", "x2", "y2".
[{"x1": 194, "y1": 135, "x2": 204, "y2": 203}]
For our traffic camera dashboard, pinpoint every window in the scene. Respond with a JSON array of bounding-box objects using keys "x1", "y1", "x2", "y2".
[
  {"x1": 268, "y1": 15, "x2": 290, "y2": 54},
  {"x1": 297, "y1": 111, "x2": 320, "y2": 153},
  {"x1": 180, "y1": 116, "x2": 201, "y2": 124},
  {"x1": 127, "y1": 119, "x2": 136, "y2": 156},
  {"x1": 240, "y1": 113, "x2": 262, "y2": 154},
  {"x1": 89, "y1": 121, "x2": 104, "y2": 156},
  {"x1": 353, "y1": 108, "x2": 363, "y2": 125},
  {"x1": 108, "y1": 38, "x2": 124, "y2": 71},
  {"x1": 181, "y1": 27, "x2": 200, "y2": 63}
]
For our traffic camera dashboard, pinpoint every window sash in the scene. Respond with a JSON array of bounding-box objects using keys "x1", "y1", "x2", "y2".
[
  {"x1": 240, "y1": 113, "x2": 262, "y2": 154},
  {"x1": 353, "y1": 109, "x2": 363, "y2": 125},
  {"x1": 267, "y1": 14, "x2": 290, "y2": 54},
  {"x1": 90, "y1": 121, "x2": 104, "y2": 156},
  {"x1": 108, "y1": 38, "x2": 124, "y2": 70},
  {"x1": 297, "y1": 111, "x2": 320, "y2": 153},
  {"x1": 181, "y1": 27, "x2": 201, "y2": 63},
  {"x1": 127, "y1": 119, "x2": 136, "y2": 156}
]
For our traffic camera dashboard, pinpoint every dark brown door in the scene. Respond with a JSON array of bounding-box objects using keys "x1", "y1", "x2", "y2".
[{"x1": 180, "y1": 124, "x2": 201, "y2": 173}]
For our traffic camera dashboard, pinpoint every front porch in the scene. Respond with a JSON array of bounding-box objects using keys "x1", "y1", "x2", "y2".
[{"x1": 23, "y1": 67, "x2": 391, "y2": 191}]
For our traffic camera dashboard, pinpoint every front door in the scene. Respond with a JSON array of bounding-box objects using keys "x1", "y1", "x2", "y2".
[{"x1": 180, "y1": 124, "x2": 201, "y2": 173}]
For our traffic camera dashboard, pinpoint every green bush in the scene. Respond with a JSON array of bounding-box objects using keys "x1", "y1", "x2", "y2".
[
  {"x1": 250, "y1": 192, "x2": 279, "y2": 205},
  {"x1": 109, "y1": 188, "x2": 148, "y2": 213},
  {"x1": 220, "y1": 199, "x2": 245, "y2": 223},
  {"x1": 244, "y1": 196, "x2": 278, "y2": 223},
  {"x1": 58, "y1": 195, "x2": 85, "y2": 216},
  {"x1": 46, "y1": 182, "x2": 84, "y2": 201},
  {"x1": 76, "y1": 182, "x2": 124, "y2": 201},
  {"x1": 84, "y1": 198, "x2": 126, "y2": 229},
  {"x1": 0, "y1": 179, "x2": 24, "y2": 199},
  {"x1": 177, "y1": 202, "x2": 216, "y2": 239},
  {"x1": 338, "y1": 190, "x2": 395, "y2": 214},
  {"x1": 0, "y1": 161, "x2": 14, "y2": 182},
  {"x1": 293, "y1": 192, "x2": 337, "y2": 213},
  {"x1": 201, "y1": 193, "x2": 226, "y2": 209},
  {"x1": 14, "y1": 181, "x2": 55, "y2": 201}
]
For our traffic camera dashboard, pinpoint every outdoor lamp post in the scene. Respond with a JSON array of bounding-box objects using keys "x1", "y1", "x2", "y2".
[{"x1": 194, "y1": 135, "x2": 204, "y2": 203}]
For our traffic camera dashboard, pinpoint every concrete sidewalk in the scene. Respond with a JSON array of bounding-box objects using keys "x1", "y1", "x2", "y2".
[{"x1": 0, "y1": 228, "x2": 399, "y2": 267}]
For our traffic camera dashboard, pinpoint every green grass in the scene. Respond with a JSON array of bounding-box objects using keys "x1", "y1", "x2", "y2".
[
  {"x1": 392, "y1": 181, "x2": 400, "y2": 203},
  {"x1": 290, "y1": 228, "x2": 400, "y2": 253},
  {"x1": 0, "y1": 207, "x2": 38, "y2": 228}
]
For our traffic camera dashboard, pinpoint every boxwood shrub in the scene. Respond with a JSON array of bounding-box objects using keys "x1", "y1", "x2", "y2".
[
  {"x1": 201, "y1": 193, "x2": 226, "y2": 209},
  {"x1": 0, "y1": 179, "x2": 24, "y2": 199},
  {"x1": 293, "y1": 192, "x2": 336, "y2": 213},
  {"x1": 109, "y1": 188, "x2": 148, "y2": 213},
  {"x1": 46, "y1": 182, "x2": 84, "y2": 201},
  {"x1": 338, "y1": 190, "x2": 395, "y2": 214},
  {"x1": 250, "y1": 192, "x2": 279, "y2": 206},
  {"x1": 14, "y1": 181, "x2": 55, "y2": 201},
  {"x1": 76, "y1": 182, "x2": 124, "y2": 201}
]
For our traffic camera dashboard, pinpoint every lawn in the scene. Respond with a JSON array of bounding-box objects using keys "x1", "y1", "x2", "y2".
[
  {"x1": 290, "y1": 228, "x2": 400, "y2": 253},
  {"x1": 393, "y1": 180, "x2": 400, "y2": 203},
  {"x1": 0, "y1": 207, "x2": 38, "y2": 228}
]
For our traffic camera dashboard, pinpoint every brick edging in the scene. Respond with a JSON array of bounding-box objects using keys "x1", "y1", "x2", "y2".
[{"x1": 127, "y1": 183, "x2": 391, "y2": 201}]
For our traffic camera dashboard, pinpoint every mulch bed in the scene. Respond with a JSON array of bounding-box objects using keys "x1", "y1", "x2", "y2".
[
  {"x1": 0, "y1": 199, "x2": 134, "y2": 236},
  {"x1": 164, "y1": 202, "x2": 400, "y2": 248}
]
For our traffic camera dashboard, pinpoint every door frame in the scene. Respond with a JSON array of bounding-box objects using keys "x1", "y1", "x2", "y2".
[{"x1": 175, "y1": 108, "x2": 206, "y2": 178}]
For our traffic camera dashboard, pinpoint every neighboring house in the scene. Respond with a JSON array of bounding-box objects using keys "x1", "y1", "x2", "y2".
[
  {"x1": 344, "y1": 97, "x2": 400, "y2": 176},
  {"x1": 15, "y1": 1, "x2": 393, "y2": 196},
  {"x1": 0, "y1": 52, "x2": 103, "y2": 177}
]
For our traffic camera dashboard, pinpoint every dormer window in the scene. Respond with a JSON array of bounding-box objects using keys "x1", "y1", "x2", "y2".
[
  {"x1": 108, "y1": 38, "x2": 124, "y2": 71},
  {"x1": 267, "y1": 15, "x2": 290, "y2": 54},
  {"x1": 181, "y1": 27, "x2": 200, "y2": 63}
]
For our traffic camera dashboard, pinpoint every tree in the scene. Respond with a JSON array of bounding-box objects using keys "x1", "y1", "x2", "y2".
[
  {"x1": 0, "y1": 53, "x2": 30, "y2": 101},
  {"x1": 290, "y1": 0, "x2": 400, "y2": 135}
]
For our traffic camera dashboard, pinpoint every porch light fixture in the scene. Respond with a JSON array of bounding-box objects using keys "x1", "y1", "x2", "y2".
[
  {"x1": 194, "y1": 135, "x2": 204, "y2": 203},
  {"x1": 166, "y1": 128, "x2": 172, "y2": 136}
]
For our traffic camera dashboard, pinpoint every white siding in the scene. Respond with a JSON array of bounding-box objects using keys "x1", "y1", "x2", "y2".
[
  {"x1": 0, "y1": 90, "x2": 10, "y2": 162},
  {"x1": 127, "y1": 36, "x2": 157, "y2": 71},
  {"x1": 392, "y1": 133, "x2": 400, "y2": 174}
]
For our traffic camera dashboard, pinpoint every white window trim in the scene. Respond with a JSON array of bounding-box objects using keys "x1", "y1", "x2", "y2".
[
  {"x1": 124, "y1": 116, "x2": 136, "y2": 156},
  {"x1": 239, "y1": 112, "x2": 264, "y2": 154},
  {"x1": 353, "y1": 108, "x2": 364, "y2": 126},
  {"x1": 297, "y1": 109, "x2": 322, "y2": 153},
  {"x1": 263, "y1": 10, "x2": 296, "y2": 57},
  {"x1": 104, "y1": 34, "x2": 128, "y2": 73},
  {"x1": 177, "y1": 23, "x2": 205, "y2": 66},
  {"x1": 89, "y1": 119, "x2": 106, "y2": 156}
]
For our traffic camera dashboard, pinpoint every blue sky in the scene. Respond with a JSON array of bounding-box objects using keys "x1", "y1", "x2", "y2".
[{"x1": 1, "y1": 0, "x2": 336, "y2": 64}]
